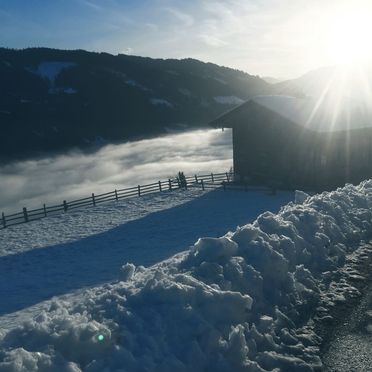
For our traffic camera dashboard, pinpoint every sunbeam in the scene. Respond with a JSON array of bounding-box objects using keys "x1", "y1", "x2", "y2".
[{"x1": 305, "y1": 71, "x2": 337, "y2": 128}]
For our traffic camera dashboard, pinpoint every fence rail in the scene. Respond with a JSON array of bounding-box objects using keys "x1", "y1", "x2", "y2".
[{"x1": 0, "y1": 171, "x2": 270, "y2": 230}]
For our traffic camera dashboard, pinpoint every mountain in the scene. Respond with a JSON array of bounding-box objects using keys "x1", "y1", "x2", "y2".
[
  {"x1": 274, "y1": 64, "x2": 372, "y2": 99},
  {"x1": 261, "y1": 76, "x2": 283, "y2": 84},
  {"x1": 273, "y1": 66, "x2": 338, "y2": 97},
  {"x1": 272, "y1": 64, "x2": 372, "y2": 129},
  {"x1": 0, "y1": 47, "x2": 272, "y2": 162}
]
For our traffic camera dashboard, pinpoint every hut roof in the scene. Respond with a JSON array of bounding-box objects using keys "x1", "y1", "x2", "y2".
[{"x1": 211, "y1": 95, "x2": 372, "y2": 133}]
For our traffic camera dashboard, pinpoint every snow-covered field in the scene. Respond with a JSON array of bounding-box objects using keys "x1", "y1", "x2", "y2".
[
  {"x1": 0, "y1": 187, "x2": 292, "y2": 324},
  {"x1": 2, "y1": 179, "x2": 372, "y2": 371}
]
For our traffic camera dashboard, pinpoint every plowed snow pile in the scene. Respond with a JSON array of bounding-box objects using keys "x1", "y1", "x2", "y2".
[{"x1": 2, "y1": 181, "x2": 372, "y2": 371}]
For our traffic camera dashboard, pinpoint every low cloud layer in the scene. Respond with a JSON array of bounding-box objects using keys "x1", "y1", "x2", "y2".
[{"x1": 0, "y1": 129, "x2": 232, "y2": 214}]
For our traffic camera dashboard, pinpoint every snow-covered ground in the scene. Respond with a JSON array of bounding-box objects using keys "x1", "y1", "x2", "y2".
[
  {"x1": 2, "y1": 179, "x2": 372, "y2": 371},
  {"x1": 0, "y1": 187, "x2": 292, "y2": 322}
]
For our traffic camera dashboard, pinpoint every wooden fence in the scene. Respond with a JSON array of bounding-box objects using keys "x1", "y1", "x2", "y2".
[
  {"x1": 0, "y1": 172, "x2": 241, "y2": 229},
  {"x1": 0, "y1": 171, "x2": 269, "y2": 229}
]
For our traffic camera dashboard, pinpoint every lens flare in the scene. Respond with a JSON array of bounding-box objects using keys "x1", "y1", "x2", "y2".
[{"x1": 97, "y1": 334, "x2": 104, "y2": 342}]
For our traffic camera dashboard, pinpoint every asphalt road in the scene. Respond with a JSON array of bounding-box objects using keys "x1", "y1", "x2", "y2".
[{"x1": 321, "y1": 281, "x2": 372, "y2": 371}]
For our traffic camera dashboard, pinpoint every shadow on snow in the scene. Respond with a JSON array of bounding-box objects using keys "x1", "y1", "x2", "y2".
[{"x1": 0, "y1": 189, "x2": 293, "y2": 316}]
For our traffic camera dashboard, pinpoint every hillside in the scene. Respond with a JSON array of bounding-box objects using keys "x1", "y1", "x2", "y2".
[{"x1": 0, "y1": 48, "x2": 271, "y2": 162}]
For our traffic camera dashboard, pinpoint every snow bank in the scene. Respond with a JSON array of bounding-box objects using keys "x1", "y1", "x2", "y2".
[{"x1": 2, "y1": 181, "x2": 372, "y2": 371}]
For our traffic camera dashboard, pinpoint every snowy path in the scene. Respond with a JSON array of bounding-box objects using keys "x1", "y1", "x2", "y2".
[{"x1": 0, "y1": 188, "x2": 292, "y2": 317}]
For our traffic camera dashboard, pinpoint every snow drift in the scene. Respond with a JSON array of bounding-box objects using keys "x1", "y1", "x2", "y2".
[{"x1": 2, "y1": 181, "x2": 372, "y2": 371}]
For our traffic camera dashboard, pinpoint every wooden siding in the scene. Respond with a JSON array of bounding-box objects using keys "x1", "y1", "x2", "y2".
[{"x1": 217, "y1": 100, "x2": 372, "y2": 191}]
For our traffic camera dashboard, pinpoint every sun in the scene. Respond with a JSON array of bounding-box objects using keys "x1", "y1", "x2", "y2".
[{"x1": 325, "y1": 9, "x2": 372, "y2": 65}]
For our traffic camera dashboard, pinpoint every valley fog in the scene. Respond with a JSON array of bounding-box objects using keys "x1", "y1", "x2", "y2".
[{"x1": 0, "y1": 129, "x2": 232, "y2": 214}]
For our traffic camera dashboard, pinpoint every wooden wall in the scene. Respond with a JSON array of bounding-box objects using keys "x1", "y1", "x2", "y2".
[{"x1": 222, "y1": 101, "x2": 372, "y2": 191}]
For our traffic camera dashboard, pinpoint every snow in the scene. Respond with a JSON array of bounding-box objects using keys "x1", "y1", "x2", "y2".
[
  {"x1": 214, "y1": 96, "x2": 245, "y2": 105},
  {"x1": 125, "y1": 79, "x2": 151, "y2": 92},
  {"x1": 0, "y1": 188, "x2": 292, "y2": 317},
  {"x1": 213, "y1": 77, "x2": 228, "y2": 85},
  {"x1": 150, "y1": 98, "x2": 173, "y2": 108},
  {"x1": 295, "y1": 190, "x2": 310, "y2": 204},
  {"x1": 31, "y1": 61, "x2": 76, "y2": 84},
  {"x1": 2, "y1": 180, "x2": 372, "y2": 370},
  {"x1": 166, "y1": 70, "x2": 179, "y2": 76},
  {"x1": 252, "y1": 95, "x2": 372, "y2": 132}
]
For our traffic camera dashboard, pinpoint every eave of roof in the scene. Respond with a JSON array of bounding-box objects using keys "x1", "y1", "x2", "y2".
[{"x1": 209, "y1": 95, "x2": 372, "y2": 134}]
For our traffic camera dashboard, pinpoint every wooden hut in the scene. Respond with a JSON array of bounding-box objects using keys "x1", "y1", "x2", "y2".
[{"x1": 211, "y1": 95, "x2": 372, "y2": 191}]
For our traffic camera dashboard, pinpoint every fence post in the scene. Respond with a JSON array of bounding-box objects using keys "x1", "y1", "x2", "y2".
[
  {"x1": 115, "y1": 189, "x2": 119, "y2": 201},
  {"x1": 92, "y1": 193, "x2": 96, "y2": 206},
  {"x1": 201, "y1": 179, "x2": 205, "y2": 191},
  {"x1": 169, "y1": 179, "x2": 172, "y2": 191},
  {"x1": 158, "y1": 181, "x2": 162, "y2": 192},
  {"x1": 138, "y1": 185, "x2": 141, "y2": 197},
  {"x1": 63, "y1": 200, "x2": 68, "y2": 212},
  {"x1": 195, "y1": 175, "x2": 198, "y2": 184},
  {"x1": 2, "y1": 212, "x2": 6, "y2": 228},
  {"x1": 23, "y1": 207, "x2": 28, "y2": 223},
  {"x1": 211, "y1": 173, "x2": 214, "y2": 183},
  {"x1": 226, "y1": 172, "x2": 229, "y2": 182},
  {"x1": 43, "y1": 204, "x2": 47, "y2": 217}
]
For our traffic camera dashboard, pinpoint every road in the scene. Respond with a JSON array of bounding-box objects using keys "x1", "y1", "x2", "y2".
[{"x1": 321, "y1": 271, "x2": 372, "y2": 371}]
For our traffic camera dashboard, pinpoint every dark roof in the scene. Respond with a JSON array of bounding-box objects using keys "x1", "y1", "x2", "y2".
[{"x1": 210, "y1": 95, "x2": 372, "y2": 133}]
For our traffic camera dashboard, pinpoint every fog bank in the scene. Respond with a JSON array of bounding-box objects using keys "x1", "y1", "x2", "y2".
[{"x1": 0, "y1": 129, "x2": 232, "y2": 214}]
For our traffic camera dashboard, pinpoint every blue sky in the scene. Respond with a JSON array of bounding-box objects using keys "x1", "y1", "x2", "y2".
[{"x1": 1, "y1": 0, "x2": 372, "y2": 78}]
